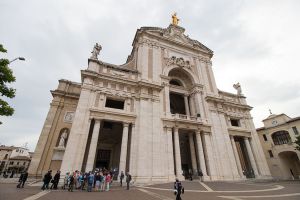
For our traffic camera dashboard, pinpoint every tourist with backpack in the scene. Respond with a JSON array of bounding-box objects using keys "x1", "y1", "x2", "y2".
[
  {"x1": 174, "y1": 178, "x2": 184, "y2": 200},
  {"x1": 125, "y1": 172, "x2": 132, "y2": 190},
  {"x1": 87, "y1": 171, "x2": 94, "y2": 192}
]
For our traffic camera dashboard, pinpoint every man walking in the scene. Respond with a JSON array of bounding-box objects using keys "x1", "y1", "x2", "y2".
[
  {"x1": 41, "y1": 170, "x2": 52, "y2": 190},
  {"x1": 125, "y1": 172, "x2": 131, "y2": 190},
  {"x1": 120, "y1": 171, "x2": 124, "y2": 187},
  {"x1": 51, "y1": 170, "x2": 60, "y2": 189},
  {"x1": 17, "y1": 170, "x2": 28, "y2": 188},
  {"x1": 174, "y1": 178, "x2": 184, "y2": 200},
  {"x1": 198, "y1": 170, "x2": 203, "y2": 182}
]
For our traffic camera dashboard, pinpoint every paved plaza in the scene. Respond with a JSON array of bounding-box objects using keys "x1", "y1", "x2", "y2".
[{"x1": 0, "y1": 180, "x2": 299, "y2": 200}]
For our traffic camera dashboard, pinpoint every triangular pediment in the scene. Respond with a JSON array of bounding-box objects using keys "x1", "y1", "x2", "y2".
[{"x1": 139, "y1": 25, "x2": 213, "y2": 55}]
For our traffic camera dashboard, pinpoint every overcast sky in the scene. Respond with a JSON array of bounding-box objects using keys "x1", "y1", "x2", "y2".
[{"x1": 0, "y1": 0, "x2": 299, "y2": 151}]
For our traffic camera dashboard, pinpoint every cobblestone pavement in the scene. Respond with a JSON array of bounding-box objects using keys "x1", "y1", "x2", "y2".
[{"x1": 0, "y1": 180, "x2": 300, "y2": 200}]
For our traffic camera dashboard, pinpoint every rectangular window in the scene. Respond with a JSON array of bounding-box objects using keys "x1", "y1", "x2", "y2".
[
  {"x1": 9, "y1": 161, "x2": 14, "y2": 165},
  {"x1": 230, "y1": 119, "x2": 240, "y2": 127},
  {"x1": 268, "y1": 150, "x2": 274, "y2": 158},
  {"x1": 105, "y1": 98, "x2": 125, "y2": 110},
  {"x1": 292, "y1": 126, "x2": 299, "y2": 135},
  {"x1": 23, "y1": 162, "x2": 26, "y2": 165},
  {"x1": 17, "y1": 162, "x2": 19, "y2": 165},
  {"x1": 263, "y1": 134, "x2": 268, "y2": 141}
]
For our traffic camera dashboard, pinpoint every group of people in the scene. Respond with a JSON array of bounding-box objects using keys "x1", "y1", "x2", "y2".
[
  {"x1": 41, "y1": 170, "x2": 61, "y2": 190},
  {"x1": 41, "y1": 168, "x2": 132, "y2": 192}
]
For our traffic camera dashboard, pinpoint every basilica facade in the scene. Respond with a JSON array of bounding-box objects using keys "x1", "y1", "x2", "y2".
[{"x1": 28, "y1": 23, "x2": 271, "y2": 183}]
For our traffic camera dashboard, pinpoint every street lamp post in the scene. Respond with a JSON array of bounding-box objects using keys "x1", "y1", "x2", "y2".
[{"x1": 9, "y1": 57, "x2": 25, "y2": 64}]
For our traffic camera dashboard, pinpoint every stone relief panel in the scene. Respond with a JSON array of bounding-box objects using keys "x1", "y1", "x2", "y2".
[
  {"x1": 64, "y1": 111, "x2": 75, "y2": 123},
  {"x1": 164, "y1": 56, "x2": 192, "y2": 69}
]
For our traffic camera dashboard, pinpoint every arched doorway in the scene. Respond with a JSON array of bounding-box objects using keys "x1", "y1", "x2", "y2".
[
  {"x1": 168, "y1": 67, "x2": 196, "y2": 117},
  {"x1": 278, "y1": 151, "x2": 300, "y2": 180}
]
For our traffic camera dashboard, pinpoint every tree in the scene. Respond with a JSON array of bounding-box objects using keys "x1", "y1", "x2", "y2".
[
  {"x1": 295, "y1": 135, "x2": 300, "y2": 151},
  {"x1": 0, "y1": 44, "x2": 16, "y2": 124}
]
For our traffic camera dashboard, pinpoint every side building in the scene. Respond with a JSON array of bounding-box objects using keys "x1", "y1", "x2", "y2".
[
  {"x1": 0, "y1": 145, "x2": 32, "y2": 176},
  {"x1": 29, "y1": 21, "x2": 271, "y2": 183},
  {"x1": 257, "y1": 113, "x2": 300, "y2": 180}
]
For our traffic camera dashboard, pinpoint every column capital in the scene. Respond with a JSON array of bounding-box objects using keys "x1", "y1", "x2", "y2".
[
  {"x1": 94, "y1": 119, "x2": 101, "y2": 124},
  {"x1": 123, "y1": 122, "x2": 130, "y2": 127},
  {"x1": 174, "y1": 126, "x2": 179, "y2": 132},
  {"x1": 165, "y1": 126, "x2": 173, "y2": 132},
  {"x1": 196, "y1": 129, "x2": 201, "y2": 134},
  {"x1": 243, "y1": 136, "x2": 250, "y2": 141},
  {"x1": 203, "y1": 132, "x2": 210, "y2": 135}
]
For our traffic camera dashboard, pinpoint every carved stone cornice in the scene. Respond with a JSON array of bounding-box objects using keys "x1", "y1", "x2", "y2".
[
  {"x1": 205, "y1": 95, "x2": 252, "y2": 110},
  {"x1": 51, "y1": 90, "x2": 80, "y2": 99},
  {"x1": 138, "y1": 81, "x2": 164, "y2": 91}
]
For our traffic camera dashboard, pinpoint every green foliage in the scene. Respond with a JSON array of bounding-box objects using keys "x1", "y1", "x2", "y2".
[
  {"x1": 0, "y1": 44, "x2": 16, "y2": 121},
  {"x1": 295, "y1": 135, "x2": 300, "y2": 151}
]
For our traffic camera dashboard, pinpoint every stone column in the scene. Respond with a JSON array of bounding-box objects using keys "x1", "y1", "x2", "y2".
[
  {"x1": 195, "y1": 131, "x2": 207, "y2": 177},
  {"x1": 189, "y1": 94, "x2": 196, "y2": 116},
  {"x1": 129, "y1": 124, "x2": 137, "y2": 176},
  {"x1": 202, "y1": 132, "x2": 217, "y2": 179},
  {"x1": 119, "y1": 123, "x2": 129, "y2": 176},
  {"x1": 164, "y1": 83, "x2": 171, "y2": 116},
  {"x1": 85, "y1": 119, "x2": 101, "y2": 172},
  {"x1": 195, "y1": 92, "x2": 205, "y2": 119},
  {"x1": 166, "y1": 127, "x2": 175, "y2": 180},
  {"x1": 244, "y1": 137, "x2": 259, "y2": 176},
  {"x1": 184, "y1": 95, "x2": 190, "y2": 116},
  {"x1": 230, "y1": 136, "x2": 244, "y2": 177},
  {"x1": 174, "y1": 127, "x2": 184, "y2": 180},
  {"x1": 189, "y1": 133, "x2": 197, "y2": 175}
]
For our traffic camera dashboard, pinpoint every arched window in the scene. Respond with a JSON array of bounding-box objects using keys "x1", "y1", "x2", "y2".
[
  {"x1": 169, "y1": 79, "x2": 182, "y2": 86},
  {"x1": 272, "y1": 130, "x2": 291, "y2": 145}
]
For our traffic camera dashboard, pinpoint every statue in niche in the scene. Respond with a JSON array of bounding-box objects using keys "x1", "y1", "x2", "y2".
[
  {"x1": 90, "y1": 43, "x2": 102, "y2": 60},
  {"x1": 233, "y1": 82, "x2": 243, "y2": 95},
  {"x1": 58, "y1": 129, "x2": 68, "y2": 148}
]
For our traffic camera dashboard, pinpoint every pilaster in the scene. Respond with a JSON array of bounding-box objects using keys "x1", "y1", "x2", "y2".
[
  {"x1": 85, "y1": 120, "x2": 101, "y2": 172},
  {"x1": 119, "y1": 122, "x2": 130, "y2": 176}
]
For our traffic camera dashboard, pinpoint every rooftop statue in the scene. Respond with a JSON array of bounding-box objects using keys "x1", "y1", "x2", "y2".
[
  {"x1": 90, "y1": 43, "x2": 102, "y2": 60},
  {"x1": 172, "y1": 12, "x2": 180, "y2": 26},
  {"x1": 233, "y1": 82, "x2": 243, "y2": 95}
]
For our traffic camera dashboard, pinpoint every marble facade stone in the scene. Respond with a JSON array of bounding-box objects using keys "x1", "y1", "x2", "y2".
[{"x1": 28, "y1": 23, "x2": 271, "y2": 182}]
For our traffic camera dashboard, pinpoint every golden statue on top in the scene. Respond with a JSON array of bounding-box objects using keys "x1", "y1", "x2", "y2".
[{"x1": 172, "y1": 12, "x2": 179, "y2": 25}]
